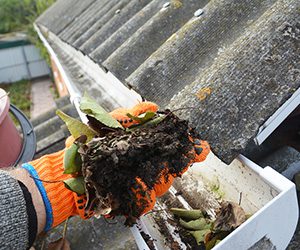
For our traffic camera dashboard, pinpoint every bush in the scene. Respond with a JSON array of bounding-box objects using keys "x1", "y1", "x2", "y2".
[
  {"x1": 0, "y1": 0, "x2": 56, "y2": 64},
  {"x1": 0, "y1": 80, "x2": 31, "y2": 118}
]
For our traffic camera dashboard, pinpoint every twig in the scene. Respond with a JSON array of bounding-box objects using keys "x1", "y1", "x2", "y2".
[
  {"x1": 62, "y1": 218, "x2": 69, "y2": 239},
  {"x1": 40, "y1": 239, "x2": 46, "y2": 250},
  {"x1": 30, "y1": 175, "x2": 63, "y2": 183},
  {"x1": 144, "y1": 209, "x2": 165, "y2": 216},
  {"x1": 158, "y1": 107, "x2": 197, "y2": 121},
  {"x1": 238, "y1": 192, "x2": 243, "y2": 206},
  {"x1": 170, "y1": 107, "x2": 197, "y2": 113}
]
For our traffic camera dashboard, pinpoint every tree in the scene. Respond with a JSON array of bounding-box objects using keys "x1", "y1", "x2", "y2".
[
  {"x1": 0, "y1": 0, "x2": 56, "y2": 64},
  {"x1": 0, "y1": 0, "x2": 56, "y2": 34}
]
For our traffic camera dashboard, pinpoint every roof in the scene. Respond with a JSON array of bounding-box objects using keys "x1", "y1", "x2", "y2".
[{"x1": 36, "y1": 0, "x2": 300, "y2": 163}]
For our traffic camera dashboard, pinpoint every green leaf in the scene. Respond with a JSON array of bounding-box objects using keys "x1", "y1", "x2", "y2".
[
  {"x1": 170, "y1": 208, "x2": 203, "y2": 220},
  {"x1": 80, "y1": 92, "x2": 123, "y2": 129},
  {"x1": 190, "y1": 229, "x2": 211, "y2": 245},
  {"x1": 126, "y1": 111, "x2": 156, "y2": 124},
  {"x1": 126, "y1": 115, "x2": 166, "y2": 132},
  {"x1": 142, "y1": 115, "x2": 166, "y2": 127},
  {"x1": 179, "y1": 218, "x2": 211, "y2": 231},
  {"x1": 63, "y1": 177, "x2": 85, "y2": 195},
  {"x1": 56, "y1": 110, "x2": 96, "y2": 142},
  {"x1": 63, "y1": 144, "x2": 82, "y2": 174}
]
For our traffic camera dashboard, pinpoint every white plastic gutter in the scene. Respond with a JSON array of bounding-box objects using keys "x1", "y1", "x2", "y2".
[
  {"x1": 254, "y1": 87, "x2": 300, "y2": 145},
  {"x1": 34, "y1": 23, "x2": 88, "y2": 123}
]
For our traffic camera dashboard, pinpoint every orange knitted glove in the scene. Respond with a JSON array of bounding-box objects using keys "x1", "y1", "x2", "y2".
[
  {"x1": 153, "y1": 138, "x2": 210, "y2": 198},
  {"x1": 22, "y1": 139, "x2": 93, "y2": 231},
  {"x1": 109, "y1": 101, "x2": 159, "y2": 127},
  {"x1": 109, "y1": 102, "x2": 210, "y2": 214}
]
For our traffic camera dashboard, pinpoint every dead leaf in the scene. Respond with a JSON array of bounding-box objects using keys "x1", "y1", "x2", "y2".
[
  {"x1": 87, "y1": 115, "x2": 114, "y2": 137},
  {"x1": 205, "y1": 231, "x2": 229, "y2": 250},
  {"x1": 213, "y1": 201, "x2": 246, "y2": 232}
]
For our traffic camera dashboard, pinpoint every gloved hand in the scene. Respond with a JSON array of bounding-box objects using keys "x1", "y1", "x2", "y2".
[
  {"x1": 22, "y1": 102, "x2": 210, "y2": 229},
  {"x1": 21, "y1": 138, "x2": 94, "y2": 232},
  {"x1": 109, "y1": 102, "x2": 210, "y2": 215},
  {"x1": 152, "y1": 137, "x2": 210, "y2": 198}
]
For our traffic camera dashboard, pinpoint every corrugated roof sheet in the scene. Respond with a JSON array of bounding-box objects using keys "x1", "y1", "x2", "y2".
[{"x1": 36, "y1": 0, "x2": 300, "y2": 163}]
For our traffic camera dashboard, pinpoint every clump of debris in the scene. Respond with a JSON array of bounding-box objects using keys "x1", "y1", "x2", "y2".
[{"x1": 57, "y1": 93, "x2": 200, "y2": 225}]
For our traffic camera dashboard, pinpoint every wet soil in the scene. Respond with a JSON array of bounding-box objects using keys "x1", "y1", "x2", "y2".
[{"x1": 79, "y1": 112, "x2": 196, "y2": 225}]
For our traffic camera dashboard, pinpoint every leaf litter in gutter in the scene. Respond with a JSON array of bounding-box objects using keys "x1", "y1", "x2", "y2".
[
  {"x1": 170, "y1": 208, "x2": 203, "y2": 220},
  {"x1": 213, "y1": 201, "x2": 247, "y2": 232},
  {"x1": 171, "y1": 201, "x2": 247, "y2": 249}
]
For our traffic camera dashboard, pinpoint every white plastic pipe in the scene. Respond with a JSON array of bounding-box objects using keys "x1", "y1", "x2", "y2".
[{"x1": 34, "y1": 23, "x2": 87, "y2": 123}]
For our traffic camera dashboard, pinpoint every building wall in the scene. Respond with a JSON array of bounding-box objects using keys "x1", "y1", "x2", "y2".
[
  {"x1": 50, "y1": 57, "x2": 69, "y2": 97},
  {"x1": 0, "y1": 44, "x2": 50, "y2": 83}
]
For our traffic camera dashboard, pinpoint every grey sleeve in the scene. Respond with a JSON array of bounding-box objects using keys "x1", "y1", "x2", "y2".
[{"x1": 0, "y1": 170, "x2": 29, "y2": 250}]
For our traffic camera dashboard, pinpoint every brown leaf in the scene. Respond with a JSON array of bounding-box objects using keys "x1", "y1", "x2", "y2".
[
  {"x1": 87, "y1": 115, "x2": 116, "y2": 137},
  {"x1": 213, "y1": 201, "x2": 247, "y2": 232}
]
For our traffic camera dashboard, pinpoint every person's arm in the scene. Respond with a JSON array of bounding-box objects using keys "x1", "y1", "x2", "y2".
[
  {"x1": 0, "y1": 168, "x2": 46, "y2": 249},
  {"x1": 9, "y1": 168, "x2": 46, "y2": 234}
]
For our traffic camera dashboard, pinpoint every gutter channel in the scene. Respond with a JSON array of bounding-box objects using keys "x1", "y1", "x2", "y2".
[{"x1": 34, "y1": 23, "x2": 88, "y2": 123}]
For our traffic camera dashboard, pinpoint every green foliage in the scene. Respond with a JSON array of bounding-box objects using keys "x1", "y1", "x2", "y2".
[
  {"x1": 0, "y1": 80, "x2": 31, "y2": 118},
  {"x1": 56, "y1": 110, "x2": 97, "y2": 142},
  {"x1": 63, "y1": 177, "x2": 85, "y2": 195},
  {"x1": 63, "y1": 144, "x2": 82, "y2": 174},
  {"x1": 0, "y1": 0, "x2": 56, "y2": 64},
  {"x1": 0, "y1": 0, "x2": 55, "y2": 34},
  {"x1": 0, "y1": 0, "x2": 29, "y2": 33},
  {"x1": 179, "y1": 218, "x2": 211, "y2": 231},
  {"x1": 80, "y1": 92, "x2": 123, "y2": 129},
  {"x1": 170, "y1": 208, "x2": 203, "y2": 220},
  {"x1": 126, "y1": 112, "x2": 156, "y2": 124}
]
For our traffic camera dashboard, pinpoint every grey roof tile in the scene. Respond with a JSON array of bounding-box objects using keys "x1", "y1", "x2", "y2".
[
  {"x1": 126, "y1": 0, "x2": 279, "y2": 107},
  {"x1": 36, "y1": 0, "x2": 300, "y2": 163},
  {"x1": 59, "y1": 0, "x2": 111, "y2": 42},
  {"x1": 168, "y1": 0, "x2": 300, "y2": 163},
  {"x1": 103, "y1": 0, "x2": 209, "y2": 82},
  {"x1": 48, "y1": 39, "x2": 119, "y2": 111},
  {"x1": 62, "y1": 0, "x2": 117, "y2": 45},
  {"x1": 37, "y1": 0, "x2": 96, "y2": 35},
  {"x1": 72, "y1": 0, "x2": 132, "y2": 49},
  {"x1": 30, "y1": 96, "x2": 74, "y2": 159},
  {"x1": 80, "y1": 0, "x2": 152, "y2": 56},
  {"x1": 90, "y1": 0, "x2": 164, "y2": 63}
]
